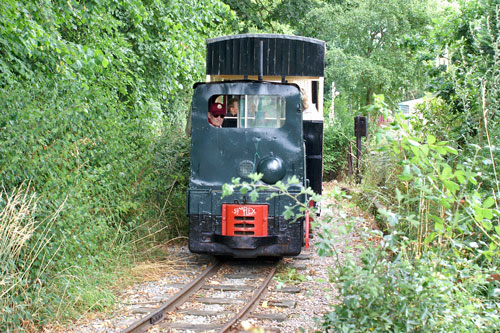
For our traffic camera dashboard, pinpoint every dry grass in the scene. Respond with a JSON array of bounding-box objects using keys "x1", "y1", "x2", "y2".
[
  {"x1": 0, "y1": 184, "x2": 38, "y2": 300},
  {"x1": 0, "y1": 183, "x2": 65, "y2": 331},
  {"x1": 126, "y1": 238, "x2": 193, "y2": 283}
]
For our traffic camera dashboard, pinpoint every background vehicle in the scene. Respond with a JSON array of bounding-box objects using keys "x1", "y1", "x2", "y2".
[{"x1": 187, "y1": 34, "x2": 325, "y2": 257}]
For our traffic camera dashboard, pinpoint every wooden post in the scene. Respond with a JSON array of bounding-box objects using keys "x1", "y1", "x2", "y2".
[
  {"x1": 348, "y1": 142, "x2": 353, "y2": 177},
  {"x1": 330, "y1": 82, "x2": 339, "y2": 121}
]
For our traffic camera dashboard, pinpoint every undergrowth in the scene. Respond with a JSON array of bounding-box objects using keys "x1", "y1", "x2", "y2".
[
  {"x1": 0, "y1": 0, "x2": 232, "y2": 328},
  {"x1": 0, "y1": 185, "x2": 62, "y2": 330},
  {"x1": 319, "y1": 7, "x2": 500, "y2": 321},
  {"x1": 321, "y1": 98, "x2": 500, "y2": 331},
  {"x1": 322, "y1": 249, "x2": 500, "y2": 332}
]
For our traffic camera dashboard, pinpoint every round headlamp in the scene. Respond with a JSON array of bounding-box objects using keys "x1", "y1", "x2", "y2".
[{"x1": 256, "y1": 156, "x2": 286, "y2": 184}]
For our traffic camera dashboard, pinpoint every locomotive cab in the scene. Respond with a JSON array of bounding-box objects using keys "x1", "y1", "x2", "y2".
[{"x1": 187, "y1": 34, "x2": 325, "y2": 257}]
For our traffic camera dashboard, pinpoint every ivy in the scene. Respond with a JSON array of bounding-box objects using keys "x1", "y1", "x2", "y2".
[{"x1": 0, "y1": 0, "x2": 235, "y2": 330}]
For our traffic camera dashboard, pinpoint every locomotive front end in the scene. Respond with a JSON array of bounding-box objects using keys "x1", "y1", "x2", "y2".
[
  {"x1": 187, "y1": 81, "x2": 305, "y2": 257},
  {"x1": 186, "y1": 34, "x2": 325, "y2": 258}
]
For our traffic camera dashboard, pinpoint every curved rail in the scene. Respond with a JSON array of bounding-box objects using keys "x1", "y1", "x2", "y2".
[
  {"x1": 220, "y1": 258, "x2": 281, "y2": 332},
  {"x1": 122, "y1": 257, "x2": 281, "y2": 333},
  {"x1": 122, "y1": 259, "x2": 222, "y2": 333}
]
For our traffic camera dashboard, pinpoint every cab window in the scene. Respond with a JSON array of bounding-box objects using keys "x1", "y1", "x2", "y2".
[{"x1": 208, "y1": 95, "x2": 286, "y2": 128}]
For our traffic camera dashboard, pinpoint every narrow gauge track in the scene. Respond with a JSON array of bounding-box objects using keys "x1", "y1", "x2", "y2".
[{"x1": 122, "y1": 258, "x2": 281, "y2": 332}]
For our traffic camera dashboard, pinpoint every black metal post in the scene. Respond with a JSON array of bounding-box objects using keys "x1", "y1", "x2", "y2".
[
  {"x1": 354, "y1": 116, "x2": 367, "y2": 183},
  {"x1": 356, "y1": 135, "x2": 362, "y2": 181}
]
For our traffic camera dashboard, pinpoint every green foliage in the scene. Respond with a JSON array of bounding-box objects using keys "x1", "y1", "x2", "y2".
[
  {"x1": 0, "y1": 185, "x2": 57, "y2": 331},
  {"x1": 0, "y1": 0, "x2": 234, "y2": 329},
  {"x1": 411, "y1": 96, "x2": 460, "y2": 142},
  {"x1": 0, "y1": 0, "x2": 234, "y2": 109},
  {"x1": 329, "y1": 86, "x2": 500, "y2": 330},
  {"x1": 422, "y1": 2, "x2": 500, "y2": 194},
  {"x1": 274, "y1": 267, "x2": 306, "y2": 289},
  {"x1": 369, "y1": 107, "x2": 500, "y2": 259},
  {"x1": 323, "y1": 120, "x2": 352, "y2": 180},
  {"x1": 322, "y1": 94, "x2": 357, "y2": 181},
  {"x1": 221, "y1": 0, "x2": 305, "y2": 33},
  {"x1": 323, "y1": 249, "x2": 500, "y2": 332},
  {"x1": 150, "y1": 126, "x2": 192, "y2": 239},
  {"x1": 222, "y1": 173, "x2": 321, "y2": 222},
  {"x1": 304, "y1": 0, "x2": 431, "y2": 106},
  {"x1": 0, "y1": 74, "x2": 153, "y2": 329},
  {"x1": 425, "y1": 0, "x2": 500, "y2": 147},
  {"x1": 319, "y1": 1, "x2": 500, "y2": 331},
  {"x1": 335, "y1": 94, "x2": 500, "y2": 331}
]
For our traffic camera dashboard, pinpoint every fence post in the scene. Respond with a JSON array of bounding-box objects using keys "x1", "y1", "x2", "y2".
[
  {"x1": 348, "y1": 142, "x2": 353, "y2": 177},
  {"x1": 354, "y1": 116, "x2": 367, "y2": 183}
]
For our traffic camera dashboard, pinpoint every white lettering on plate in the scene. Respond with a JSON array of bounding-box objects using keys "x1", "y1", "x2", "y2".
[{"x1": 233, "y1": 207, "x2": 256, "y2": 216}]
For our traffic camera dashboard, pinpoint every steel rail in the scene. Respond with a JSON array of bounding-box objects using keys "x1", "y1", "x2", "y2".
[
  {"x1": 220, "y1": 259, "x2": 282, "y2": 332},
  {"x1": 122, "y1": 259, "x2": 222, "y2": 333}
]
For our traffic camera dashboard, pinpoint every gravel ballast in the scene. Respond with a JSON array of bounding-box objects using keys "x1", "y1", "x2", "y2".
[{"x1": 46, "y1": 181, "x2": 373, "y2": 332}]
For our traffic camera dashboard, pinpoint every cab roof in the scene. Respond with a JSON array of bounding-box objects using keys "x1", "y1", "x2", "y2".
[{"x1": 206, "y1": 34, "x2": 326, "y2": 78}]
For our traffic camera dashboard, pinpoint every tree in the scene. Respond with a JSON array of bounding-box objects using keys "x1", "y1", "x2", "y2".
[
  {"x1": 426, "y1": 0, "x2": 500, "y2": 144},
  {"x1": 303, "y1": 0, "x2": 431, "y2": 106},
  {"x1": 221, "y1": 0, "x2": 320, "y2": 33}
]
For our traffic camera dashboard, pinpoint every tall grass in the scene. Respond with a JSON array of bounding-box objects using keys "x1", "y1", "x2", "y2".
[{"x1": 0, "y1": 184, "x2": 64, "y2": 331}]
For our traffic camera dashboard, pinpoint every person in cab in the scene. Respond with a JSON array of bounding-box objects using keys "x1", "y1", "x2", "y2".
[
  {"x1": 208, "y1": 102, "x2": 226, "y2": 128},
  {"x1": 222, "y1": 98, "x2": 239, "y2": 128}
]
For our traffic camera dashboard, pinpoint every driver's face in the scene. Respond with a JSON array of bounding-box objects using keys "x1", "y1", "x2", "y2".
[{"x1": 208, "y1": 112, "x2": 224, "y2": 127}]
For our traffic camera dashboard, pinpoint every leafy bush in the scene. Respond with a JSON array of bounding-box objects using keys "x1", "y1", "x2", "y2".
[
  {"x1": 377, "y1": 111, "x2": 500, "y2": 259},
  {"x1": 356, "y1": 140, "x2": 400, "y2": 213},
  {"x1": 323, "y1": 96, "x2": 355, "y2": 181},
  {"x1": 0, "y1": 0, "x2": 235, "y2": 329},
  {"x1": 318, "y1": 2, "x2": 500, "y2": 332},
  {"x1": 331, "y1": 87, "x2": 500, "y2": 331},
  {"x1": 322, "y1": 249, "x2": 500, "y2": 332},
  {"x1": 147, "y1": 125, "x2": 192, "y2": 241},
  {"x1": 0, "y1": 76, "x2": 155, "y2": 327},
  {"x1": 323, "y1": 120, "x2": 352, "y2": 180}
]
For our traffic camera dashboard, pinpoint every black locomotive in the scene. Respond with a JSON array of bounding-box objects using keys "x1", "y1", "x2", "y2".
[{"x1": 187, "y1": 34, "x2": 325, "y2": 257}]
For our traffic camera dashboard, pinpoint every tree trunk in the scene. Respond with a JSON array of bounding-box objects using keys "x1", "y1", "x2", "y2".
[{"x1": 365, "y1": 88, "x2": 373, "y2": 105}]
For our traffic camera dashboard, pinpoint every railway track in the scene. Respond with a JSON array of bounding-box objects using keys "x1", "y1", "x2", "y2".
[{"x1": 122, "y1": 257, "x2": 282, "y2": 332}]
